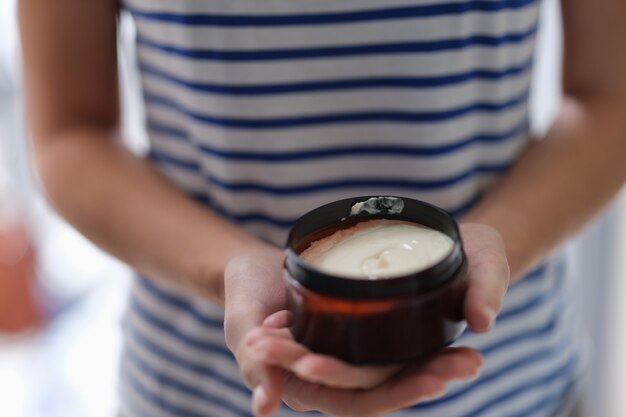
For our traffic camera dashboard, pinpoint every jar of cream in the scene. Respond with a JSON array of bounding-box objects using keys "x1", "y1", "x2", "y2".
[{"x1": 284, "y1": 196, "x2": 468, "y2": 364}]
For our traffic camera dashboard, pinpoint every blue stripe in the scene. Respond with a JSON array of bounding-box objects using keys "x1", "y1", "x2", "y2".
[
  {"x1": 192, "y1": 193, "x2": 211, "y2": 206},
  {"x1": 122, "y1": 381, "x2": 158, "y2": 417},
  {"x1": 130, "y1": 296, "x2": 233, "y2": 358},
  {"x1": 140, "y1": 57, "x2": 534, "y2": 95},
  {"x1": 509, "y1": 263, "x2": 547, "y2": 288},
  {"x1": 144, "y1": 89, "x2": 528, "y2": 128},
  {"x1": 148, "y1": 118, "x2": 529, "y2": 161},
  {"x1": 127, "y1": 348, "x2": 253, "y2": 417},
  {"x1": 148, "y1": 149, "x2": 200, "y2": 170},
  {"x1": 147, "y1": 120, "x2": 189, "y2": 142},
  {"x1": 447, "y1": 193, "x2": 482, "y2": 218},
  {"x1": 414, "y1": 337, "x2": 571, "y2": 409},
  {"x1": 504, "y1": 379, "x2": 575, "y2": 417},
  {"x1": 136, "y1": 25, "x2": 537, "y2": 62},
  {"x1": 138, "y1": 277, "x2": 224, "y2": 328},
  {"x1": 125, "y1": 363, "x2": 247, "y2": 417},
  {"x1": 205, "y1": 164, "x2": 510, "y2": 195},
  {"x1": 147, "y1": 145, "x2": 512, "y2": 194},
  {"x1": 497, "y1": 269, "x2": 562, "y2": 321},
  {"x1": 129, "y1": 322, "x2": 249, "y2": 396},
  {"x1": 481, "y1": 311, "x2": 559, "y2": 356},
  {"x1": 458, "y1": 357, "x2": 576, "y2": 417},
  {"x1": 458, "y1": 264, "x2": 551, "y2": 339},
  {"x1": 128, "y1": 0, "x2": 538, "y2": 27}
]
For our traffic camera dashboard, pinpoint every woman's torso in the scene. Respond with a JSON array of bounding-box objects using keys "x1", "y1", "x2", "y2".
[{"x1": 118, "y1": 1, "x2": 580, "y2": 416}]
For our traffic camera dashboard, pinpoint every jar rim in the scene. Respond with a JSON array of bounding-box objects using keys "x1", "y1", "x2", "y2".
[{"x1": 284, "y1": 196, "x2": 467, "y2": 299}]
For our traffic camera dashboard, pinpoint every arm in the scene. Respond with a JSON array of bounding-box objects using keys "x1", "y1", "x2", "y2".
[
  {"x1": 463, "y1": 0, "x2": 626, "y2": 281},
  {"x1": 19, "y1": 0, "x2": 268, "y2": 306}
]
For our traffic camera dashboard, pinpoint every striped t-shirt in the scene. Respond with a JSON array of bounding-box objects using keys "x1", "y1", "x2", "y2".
[{"x1": 118, "y1": 1, "x2": 580, "y2": 416}]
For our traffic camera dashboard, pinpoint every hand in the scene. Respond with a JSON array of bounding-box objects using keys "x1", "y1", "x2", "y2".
[
  {"x1": 247, "y1": 312, "x2": 482, "y2": 417},
  {"x1": 224, "y1": 245, "x2": 484, "y2": 417},
  {"x1": 458, "y1": 223, "x2": 511, "y2": 333}
]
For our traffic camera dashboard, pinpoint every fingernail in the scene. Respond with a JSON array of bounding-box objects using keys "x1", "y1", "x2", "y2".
[
  {"x1": 423, "y1": 387, "x2": 448, "y2": 401},
  {"x1": 292, "y1": 359, "x2": 320, "y2": 382},
  {"x1": 482, "y1": 307, "x2": 496, "y2": 330},
  {"x1": 462, "y1": 367, "x2": 481, "y2": 382},
  {"x1": 252, "y1": 386, "x2": 268, "y2": 416}
]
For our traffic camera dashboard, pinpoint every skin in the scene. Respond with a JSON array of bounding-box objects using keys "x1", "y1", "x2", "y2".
[{"x1": 18, "y1": 0, "x2": 626, "y2": 416}]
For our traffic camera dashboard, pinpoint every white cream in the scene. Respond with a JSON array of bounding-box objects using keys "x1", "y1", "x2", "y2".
[{"x1": 301, "y1": 220, "x2": 454, "y2": 280}]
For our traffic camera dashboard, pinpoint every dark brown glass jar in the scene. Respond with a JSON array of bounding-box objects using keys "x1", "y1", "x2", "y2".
[{"x1": 284, "y1": 196, "x2": 468, "y2": 364}]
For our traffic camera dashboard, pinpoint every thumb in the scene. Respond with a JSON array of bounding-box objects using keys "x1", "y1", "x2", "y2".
[{"x1": 459, "y1": 223, "x2": 510, "y2": 333}]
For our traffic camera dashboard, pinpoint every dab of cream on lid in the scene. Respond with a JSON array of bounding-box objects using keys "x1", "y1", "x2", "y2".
[{"x1": 300, "y1": 219, "x2": 454, "y2": 280}]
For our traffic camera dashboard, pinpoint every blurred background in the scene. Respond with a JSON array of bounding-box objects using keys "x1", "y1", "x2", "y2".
[{"x1": 1, "y1": 0, "x2": 625, "y2": 416}]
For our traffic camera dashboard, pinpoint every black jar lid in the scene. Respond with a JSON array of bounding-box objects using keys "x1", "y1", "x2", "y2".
[{"x1": 285, "y1": 196, "x2": 467, "y2": 299}]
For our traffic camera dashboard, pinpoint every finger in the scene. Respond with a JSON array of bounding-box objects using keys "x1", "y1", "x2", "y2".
[
  {"x1": 361, "y1": 370, "x2": 448, "y2": 413},
  {"x1": 262, "y1": 310, "x2": 293, "y2": 329},
  {"x1": 251, "y1": 333, "x2": 401, "y2": 389},
  {"x1": 249, "y1": 334, "x2": 311, "y2": 369},
  {"x1": 291, "y1": 354, "x2": 401, "y2": 389},
  {"x1": 420, "y1": 347, "x2": 483, "y2": 381},
  {"x1": 238, "y1": 328, "x2": 289, "y2": 388},
  {"x1": 355, "y1": 349, "x2": 483, "y2": 415},
  {"x1": 464, "y1": 248, "x2": 510, "y2": 332},
  {"x1": 282, "y1": 370, "x2": 447, "y2": 417},
  {"x1": 281, "y1": 349, "x2": 483, "y2": 416},
  {"x1": 244, "y1": 326, "x2": 293, "y2": 349},
  {"x1": 252, "y1": 366, "x2": 284, "y2": 417}
]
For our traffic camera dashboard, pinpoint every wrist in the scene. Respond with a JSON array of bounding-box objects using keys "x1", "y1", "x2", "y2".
[{"x1": 182, "y1": 234, "x2": 276, "y2": 306}]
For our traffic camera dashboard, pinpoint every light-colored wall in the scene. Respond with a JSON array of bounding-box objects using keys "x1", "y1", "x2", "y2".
[{"x1": 530, "y1": 2, "x2": 626, "y2": 416}]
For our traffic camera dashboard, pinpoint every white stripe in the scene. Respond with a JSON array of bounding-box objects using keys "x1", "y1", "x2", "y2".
[
  {"x1": 390, "y1": 343, "x2": 575, "y2": 417},
  {"x1": 150, "y1": 136, "x2": 198, "y2": 161},
  {"x1": 480, "y1": 373, "x2": 572, "y2": 417},
  {"x1": 466, "y1": 308, "x2": 567, "y2": 376},
  {"x1": 137, "y1": 41, "x2": 537, "y2": 85},
  {"x1": 191, "y1": 141, "x2": 526, "y2": 184},
  {"x1": 457, "y1": 287, "x2": 563, "y2": 351},
  {"x1": 120, "y1": 373, "x2": 173, "y2": 417},
  {"x1": 133, "y1": 8, "x2": 539, "y2": 50},
  {"x1": 199, "y1": 174, "x2": 492, "y2": 211},
  {"x1": 126, "y1": 310, "x2": 242, "y2": 378},
  {"x1": 125, "y1": 333, "x2": 253, "y2": 412},
  {"x1": 444, "y1": 293, "x2": 569, "y2": 405},
  {"x1": 132, "y1": 284, "x2": 227, "y2": 345},
  {"x1": 125, "y1": 359, "x2": 246, "y2": 417},
  {"x1": 155, "y1": 164, "x2": 206, "y2": 194},
  {"x1": 141, "y1": 278, "x2": 226, "y2": 320},
  {"x1": 149, "y1": 129, "x2": 528, "y2": 181},
  {"x1": 498, "y1": 263, "x2": 556, "y2": 312},
  {"x1": 146, "y1": 103, "x2": 529, "y2": 150},
  {"x1": 146, "y1": 102, "x2": 528, "y2": 149}
]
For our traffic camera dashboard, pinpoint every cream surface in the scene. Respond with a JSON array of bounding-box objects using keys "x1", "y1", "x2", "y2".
[{"x1": 301, "y1": 220, "x2": 454, "y2": 279}]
